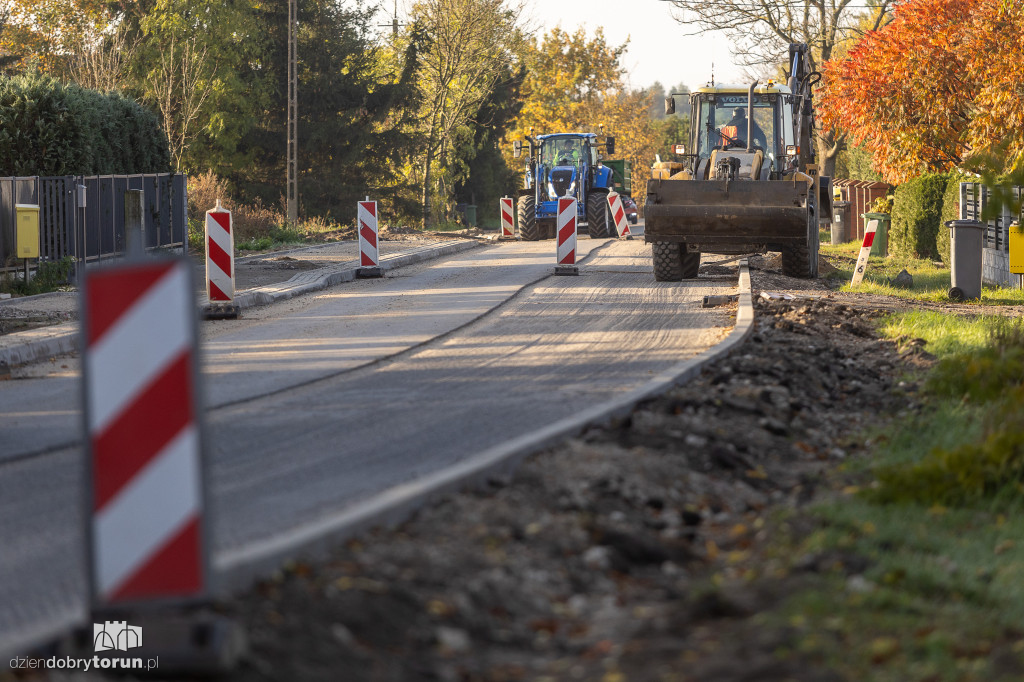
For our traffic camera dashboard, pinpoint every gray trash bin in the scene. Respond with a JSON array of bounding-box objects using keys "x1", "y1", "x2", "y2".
[
  {"x1": 945, "y1": 219, "x2": 985, "y2": 301},
  {"x1": 831, "y1": 201, "x2": 850, "y2": 244}
]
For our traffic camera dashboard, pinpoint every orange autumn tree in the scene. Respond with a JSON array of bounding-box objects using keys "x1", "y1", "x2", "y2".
[
  {"x1": 819, "y1": 0, "x2": 980, "y2": 183},
  {"x1": 967, "y1": 1, "x2": 1024, "y2": 176}
]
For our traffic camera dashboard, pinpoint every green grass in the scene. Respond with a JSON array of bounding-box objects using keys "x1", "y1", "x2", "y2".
[
  {"x1": 0, "y1": 256, "x2": 75, "y2": 296},
  {"x1": 878, "y1": 310, "x2": 1006, "y2": 357},
  {"x1": 774, "y1": 500, "x2": 1024, "y2": 681},
  {"x1": 428, "y1": 219, "x2": 471, "y2": 232},
  {"x1": 820, "y1": 238, "x2": 1024, "y2": 305},
  {"x1": 237, "y1": 224, "x2": 306, "y2": 252},
  {"x1": 757, "y1": 311, "x2": 1024, "y2": 678}
]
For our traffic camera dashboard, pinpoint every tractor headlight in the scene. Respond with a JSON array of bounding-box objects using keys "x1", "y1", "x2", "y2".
[
  {"x1": 568, "y1": 180, "x2": 576, "y2": 195},
  {"x1": 548, "y1": 181, "x2": 557, "y2": 198}
]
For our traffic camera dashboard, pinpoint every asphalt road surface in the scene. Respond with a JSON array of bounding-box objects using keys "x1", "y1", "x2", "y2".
[{"x1": 0, "y1": 234, "x2": 737, "y2": 658}]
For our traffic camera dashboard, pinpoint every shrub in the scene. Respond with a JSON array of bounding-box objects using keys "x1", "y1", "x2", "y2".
[
  {"x1": 0, "y1": 72, "x2": 170, "y2": 175},
  {"x1": 187, "y1": 171, "x2": 233, "y2": 222},
  {"x1": 936, "y1": 170, "x2": 973, "y2": 265},
  {"x1": 889, "y1": 173, "x2": 951, "y2": 259}
]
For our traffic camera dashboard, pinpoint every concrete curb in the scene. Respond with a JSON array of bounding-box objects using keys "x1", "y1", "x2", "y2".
[
  {"x1": 214, "y1": 259, "x2": 756, "y2": 590},
  {"x1": 0, "y1": 240, "x2": 482, "y2": 369}
]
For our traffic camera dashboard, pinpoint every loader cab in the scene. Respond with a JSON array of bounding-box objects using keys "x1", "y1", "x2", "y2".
[{"x1": 690, "y1": 83, "x2": 795, "y2": 180}]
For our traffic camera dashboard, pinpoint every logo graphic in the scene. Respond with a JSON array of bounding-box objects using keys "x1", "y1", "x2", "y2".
[{"x1": 93, "y1": 622, "x2": 142, "y2": 652}]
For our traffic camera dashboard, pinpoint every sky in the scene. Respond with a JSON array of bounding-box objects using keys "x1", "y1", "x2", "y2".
[
  {"x1": 380, "y1": 0, "x2": 750, "y2": 94},
  {"x1": 521, "y1": 0, "x2": 748, "y2": 92}
]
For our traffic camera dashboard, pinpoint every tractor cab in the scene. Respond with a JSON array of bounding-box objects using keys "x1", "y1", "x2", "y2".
[
  {"x1": 686, "y1": 83, "x2": 796, "y2": 182},
  {"x1": 536, "y1": 134, "x2": 594, "y2": 201}
]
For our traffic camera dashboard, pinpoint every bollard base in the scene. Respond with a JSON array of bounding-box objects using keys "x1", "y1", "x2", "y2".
[
  {"x1": 202, "y1": 303, "x2": 240, "y2": 320},
  {"x1": 702, "y1": 294, "x2": 739, "y2": 308},
  {"x1": 357, "y1": 267, "x2": 384, "y2": 279},
  {"x1": 61, "y1": 611, "x2": 247, "y2": 677},
  {"x1": 554, "y1": 265, "x2": 579, "y2": 276},
  {"x1": 619, "y1": 234, "x2": 634, "y2": 241}
]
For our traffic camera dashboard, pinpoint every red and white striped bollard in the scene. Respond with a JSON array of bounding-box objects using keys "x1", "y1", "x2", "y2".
[
  {"x1": 500, "y1": 197, "x2": 515, "y2": 239},
  {"x1": 204, "y1": 201, "x2": 239, "y2": 319},
  {"x1": 607, "y1": 192, "x2": 632, "y2": 239},
  {"x1": 357, "y1": 197, "x2": 383, "y2": 278},
  {"x1": 850, "y1": 219, "x2": 879, "y2": 286},
  {"x1": 554, "y1": 197, "x2": 578, "y2": 275},
  {"x1": 81, "y1": 258, "x2": 209, "y2": 606}
]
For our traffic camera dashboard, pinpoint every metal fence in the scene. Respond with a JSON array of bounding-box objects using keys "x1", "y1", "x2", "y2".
[
  {"x1": 0, "y1": 174, "x2": 188, "y2": 273},
  {"x1": 959, "y1": 182, "x2": 1023, "y2": 251}
]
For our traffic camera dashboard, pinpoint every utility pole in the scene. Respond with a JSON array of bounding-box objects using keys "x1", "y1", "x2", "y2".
[
  {"x1": 378, "y1": 0, "x2": 404, "y2": 38},
  {"x1": 287, "y1": 0, "x2": 298, "y2": 224}
]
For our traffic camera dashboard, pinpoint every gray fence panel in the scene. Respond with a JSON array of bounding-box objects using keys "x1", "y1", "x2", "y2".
[
  {"x1": 960, "y1": 182, "x2": 1024, "y2": 252},
  {"x1": 1, "y1": 174, "x2": 187, "y2": 270}
]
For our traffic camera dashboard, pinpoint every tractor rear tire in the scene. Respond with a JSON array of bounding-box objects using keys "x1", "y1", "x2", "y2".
[
  {"x1": 652, "y1": 241, "x2": 684, "y2": 281},
  {"x1": 681, "y1": 249, "x2": 701, "y2": 278},
  {"x1": 587, "y1": 192, "x2": 612, "y2": 239},
  {"x1": 518, "y1": 195, "x2": 541, "y2": 241}
]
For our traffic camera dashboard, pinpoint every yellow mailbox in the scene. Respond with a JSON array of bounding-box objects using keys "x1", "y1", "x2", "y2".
[
  {"x1": 16, "y1": 204, "x2": 40, "y2": 259},
  {"x1": 1010, "y1": 220, "x2": 1024, "y2": 275}
]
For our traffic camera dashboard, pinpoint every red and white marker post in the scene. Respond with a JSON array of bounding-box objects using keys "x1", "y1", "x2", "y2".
[
  {"x1": 500, "y1": 197, "x2": 515, "y2": 239},
  {"x1": 357, "y1": 197, "x2": 383, "y2": 278},
  {"x1": 204, "y1": 201, "x2": 239, "y2": 319},
  {"x1": 81, "y1": 258, "x2": 209, "y2": 607},
  {"x1": 850, "y1": 218, "x2": 879, "y2": 286},
  {"x1": 555, "y1": 197, "x2": 579, "y2": 276},
  {"x1": 607, "y1": 192, "x2": 632, "y2": 239}
]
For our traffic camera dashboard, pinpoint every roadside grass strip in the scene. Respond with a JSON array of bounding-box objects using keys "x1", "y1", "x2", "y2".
[
  {"x1": 762, "y1": 311, "x2": 1024, "y2": 680},
  {"x1": 819, "y1": 241, "x2": 1024, "y2": 305}
]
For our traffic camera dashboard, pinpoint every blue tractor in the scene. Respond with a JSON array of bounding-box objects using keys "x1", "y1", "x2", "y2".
[{"x1": 512, "y1": 132, "x2": 617, "y2": 240}]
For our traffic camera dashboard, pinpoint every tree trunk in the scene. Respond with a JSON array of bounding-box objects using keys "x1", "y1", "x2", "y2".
[
  {"x1": 421, "y1": 150, "x2": 433, "y2": 231},
  {"x1": 816, "y1": 130, "x2": 844, "y2": 178}
]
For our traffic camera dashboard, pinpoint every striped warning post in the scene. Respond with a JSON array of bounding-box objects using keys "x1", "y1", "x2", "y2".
[
  {"x1": 205, "y1": 202, "x2": 234, "y2": 302},
  {"x1": 81, "y1": 259, "x2": 207, "y2": 605},
  {"x1": 357, "y1": 198, "x2": 383, "y2": 277},
  {"x1": 500, "y1": 197, "x2": 514, "y2": 238},
  {"x1": 850, "y1": 219, "x2": 879, "y2": 286},
  {"x1": 607, "y1": 192, "x2": 632, "y2": 239},
  {"x1": 555, "y1": 197, "x2": 578, "y2": 275}
]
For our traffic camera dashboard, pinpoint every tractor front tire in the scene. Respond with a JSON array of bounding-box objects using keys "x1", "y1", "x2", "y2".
[
  {"x1": 587, "y1": 192, "x2": 612, "y2": 239},
  {"x1": 518, "y1": 195, "x2": 541, "y2": 241},
  {"x1": 781, "y1": 200, "x2": 820, "y2": 278},
  {"x1": 653, "y1": 241, "x2": 683, "y2": 281}
]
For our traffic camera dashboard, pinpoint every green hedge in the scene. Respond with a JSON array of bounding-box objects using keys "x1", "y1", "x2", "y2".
[
  {"x1": 889, "y1": 173, "x2": 951, "y2": 260},
  {"x1": 937, "y1": 171, "x2": 972, "y2": 265},
  {"x1": 0, "y1": 73, "x2": 170, "y2": 175}
]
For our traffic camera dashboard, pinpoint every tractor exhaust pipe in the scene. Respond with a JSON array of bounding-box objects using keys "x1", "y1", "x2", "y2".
[{"x1": 746, "y1": 81, "x2": 757, "y2": 153}]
